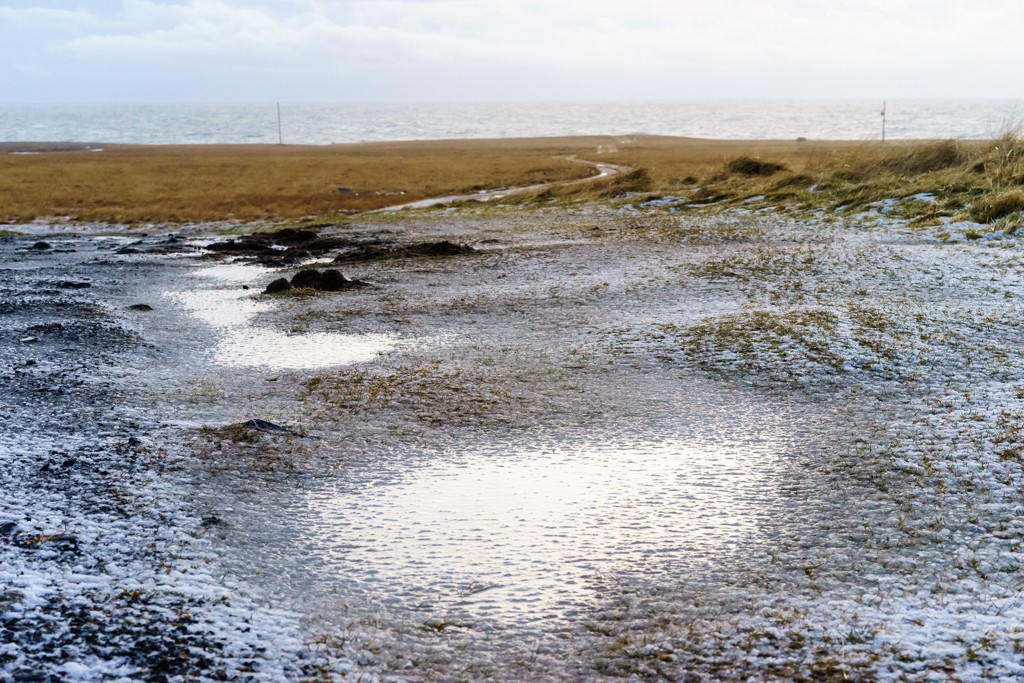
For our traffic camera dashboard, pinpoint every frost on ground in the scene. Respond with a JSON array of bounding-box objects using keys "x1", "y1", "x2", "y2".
[
  {"x1": 5, "y1": 204, "x2": 1024, "y2": 681},
  {"x1": 599, "y1": 213, "x2": 1024, "y2": 680},
  {"x1": 0, "y1": 240, "x2": 351, "y2": 682},
  {"x1": 256, "y1": 206, "x2": 1024, "y2": 681}
]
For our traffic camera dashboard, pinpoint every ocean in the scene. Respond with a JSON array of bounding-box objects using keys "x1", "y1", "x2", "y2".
[{"x1": 0, "y1": 100, "x2": 1021, "y2": 145}]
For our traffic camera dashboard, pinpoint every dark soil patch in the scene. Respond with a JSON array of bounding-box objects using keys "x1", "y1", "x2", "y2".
[
  {"x1": 332, "y1": 240, "x2": 476, "y2": 263},
  {"x1": 205, "y1": 227, "x2": 368, "y2": 266},
  {"x1": 726, "y1": 157, "x2": 788, "y2": 177},
  {"x1": 263, "y1": 268, "x2": 367, "y2": 294},
  {"x1": 115, "y1": 235, "x2": 198, "y2": 256}
]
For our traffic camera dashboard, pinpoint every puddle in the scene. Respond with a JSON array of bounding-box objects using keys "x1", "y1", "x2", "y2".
[
  {"x1": 300, "y1": 434, "x2": 781, "y2": 627},
  {"x1": 214, "y1": 378, "x2": 822, "y2": 640},
  {"x1": 164, "y1": 263, "x2": 398, "y2": 370}
]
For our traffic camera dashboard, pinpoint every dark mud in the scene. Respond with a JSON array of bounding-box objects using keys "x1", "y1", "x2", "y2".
[
  {"x1": 204, "y1": 226, "x2": 364, "y2": 266},
  {"x1": 263, "y1": 267, "x2": 367, "y2": 294},
  {"x1": 204, "y1": 225, "x2": 476, "y2": 267},
  {"x1": 331, "y1": 239, "x2": 476, "y2": 263}
]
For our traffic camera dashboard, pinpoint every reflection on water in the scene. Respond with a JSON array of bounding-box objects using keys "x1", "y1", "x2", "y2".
[
  {"x1": 300, "y1": 433, "x2": 783, "y2": 628},
  {"x1": 164, "y1": 264, "x2": 398, "y2": 370},
  {"x1": 4, "y1": 100, "x2": 1019, "y2": 144},
  {"x1": 218, "y1": 381, "x2": 819, "y2": 639}
]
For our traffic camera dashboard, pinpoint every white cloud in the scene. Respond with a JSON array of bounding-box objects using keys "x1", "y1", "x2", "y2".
[{"x1": 1, "y1": 0, "x2": 1023, "y2": 101}]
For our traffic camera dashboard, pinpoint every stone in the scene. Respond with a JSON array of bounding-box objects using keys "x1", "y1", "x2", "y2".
[
  {"x1": 333, "y1": 240, "x2": 475, "y2": 263},
  {"x1": 242, "y1": 419, "x2": 294, "y2": 434},
  {"x1": 317, "y1": 269, "x2": 353, "y2": 291},
  {"x1": 289, "y1": 268, "x2": 324, "y2": 289},
  {"x1": 263, "y1": 277, "x2": 293, "y2": 294}
]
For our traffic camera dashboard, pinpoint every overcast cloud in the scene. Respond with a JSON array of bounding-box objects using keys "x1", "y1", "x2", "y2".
[{"x1": 1, "y1": 0, "x2": 1022, "y2": 103}]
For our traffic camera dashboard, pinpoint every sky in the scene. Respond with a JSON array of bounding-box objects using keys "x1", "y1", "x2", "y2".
[{"x1": 2, "y1": 0, "x2": 1023, "y2": 104}]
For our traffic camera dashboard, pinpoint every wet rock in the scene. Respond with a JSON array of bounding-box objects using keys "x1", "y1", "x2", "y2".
[
  {"x1": 411, "y1": 240, "x2": 476, "y2": 257},
  {"x1": 205, "y1": 227, "x2": 372, "y2": 265},
  {"x1": 265, "y1": 269, "x2": 365, "y2": 294},
  {"x1": 331, "y1": 244, "x2": 390, "y2": 262},
  {"x1": 317, "y1": 269, "x2": 359, "y2": 291},
  {"x1": 262, "y1": 227, "x2": 321, "y2": 244},
  {"x1": 288, "y1": 269, "x2": 323, "y2": 289},
  {"x1": 200, "y1": 515, "x2": 224, "y2": 529},
  {"x1": 263, "y1": 277, "x2": 293, "y2": 294},
  {"x1": 30, "y1": 241, "x2": 51, "y2": 251},
  {"x1": 119, "y1": 235, "x2": 200, "y2": 255},
  {"x1": 57, "y1": 281, "x2": 91, "y2": 290},
  {"x1": 206, "y1": 238, "x2": 276, "y2": 256},
  {"x1": 127, "y1": 304, "x2": 153, "y2": 312},
  {"x1": 206, "y1": 227, "x2": 320, "y2": 257},
  {"x1": 241, "y1": 419, "x2": 295, "y2": 434},
  {"x1": 333, "y1": 240, "x2": 476, "y2": 263}
]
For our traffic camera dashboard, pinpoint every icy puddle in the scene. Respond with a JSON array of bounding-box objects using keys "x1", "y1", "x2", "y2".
[
  {"x1": 164, "y1": 264, "x2": 398, "y2": 370},
  {"x1": 216, "y1": 378, "x2": 823, "y2": 642},
  {"x1": 300, "y1": 434, "x2": 782, "y2": 627}
]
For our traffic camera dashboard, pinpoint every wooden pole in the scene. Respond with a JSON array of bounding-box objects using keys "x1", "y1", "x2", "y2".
[{"x1": 277, "y1": 102, "x2": 283, "y2": 145}]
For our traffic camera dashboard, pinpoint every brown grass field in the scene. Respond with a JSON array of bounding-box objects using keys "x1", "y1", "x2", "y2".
[{"x1": 1, "y1": 134, "x2": 1020, "y2": 224}]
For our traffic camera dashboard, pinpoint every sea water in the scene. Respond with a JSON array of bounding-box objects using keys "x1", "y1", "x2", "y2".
[{"x1": 1, "y1": 99, "x2": 1021, "y2": 145}]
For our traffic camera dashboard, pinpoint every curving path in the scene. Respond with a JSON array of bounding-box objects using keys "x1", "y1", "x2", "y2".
[{"x1": 372, "y1": 156, "x2": 629, "y2": 212}]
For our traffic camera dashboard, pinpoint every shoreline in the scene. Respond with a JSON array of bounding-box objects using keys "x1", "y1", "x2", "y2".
[{"x1": 3, "y1": 99, "x2": 1016, "y2": 145}]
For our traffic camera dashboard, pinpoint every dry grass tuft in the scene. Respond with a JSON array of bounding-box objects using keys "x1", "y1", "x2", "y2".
[
  {"x1": 880, "y1": 139, "x2": 967, "y2": 174},
  {"x1": 725, "y1": 156, "x2": 788, "y2": 177},
  {"x1": 971, "y1": 189, "x2": 1024, "y2": 222},
  {"x1": 772, "y1": 173, "x2": 815, "y2": 189},
  {"x1": 599, "y1": 168, "x2": 654, "y2": 196}
]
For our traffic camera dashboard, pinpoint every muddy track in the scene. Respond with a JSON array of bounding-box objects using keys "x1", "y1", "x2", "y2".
[{"x1": 371, "y1": 155, "x2": 629, "y2": 212}]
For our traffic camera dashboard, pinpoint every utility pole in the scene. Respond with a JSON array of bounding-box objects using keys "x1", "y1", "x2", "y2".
[
  {"x1": 277, "y1": 102, "x2": 283, "y2": 145},
  {"x1": 881, "y1": 101, "x2": 886, "y2": 143}
]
